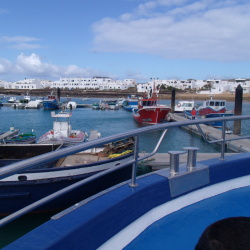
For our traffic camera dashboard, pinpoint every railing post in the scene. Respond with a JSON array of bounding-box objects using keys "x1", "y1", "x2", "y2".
[
  {"x1": 168, "y1": 151, "x2": 186, "y2": 177},
  {"x1": 129, "y1": 135, "x2": 139, "y2": 187},
  {"x1": 182, "y1": 147, "x2": 199, "y2": 171},
  {"x1": 220, "y1": 121, "x2": 226, "y2": 160}
]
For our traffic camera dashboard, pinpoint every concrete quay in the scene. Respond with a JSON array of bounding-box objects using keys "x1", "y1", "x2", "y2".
[
  {"x1": 169, "y1": 113, "x2": 250, "y2": 153},
  {"x1": 139, "y1": 113, "x2": 250, "y2": 170}
]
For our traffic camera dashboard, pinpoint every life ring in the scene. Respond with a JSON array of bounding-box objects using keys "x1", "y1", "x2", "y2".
[{"x1": 177, "y1": 103, "x2": 181, "y2": 107}]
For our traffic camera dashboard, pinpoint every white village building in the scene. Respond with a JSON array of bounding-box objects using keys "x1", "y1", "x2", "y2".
[
  {"x1": 3, "y1": 79, "x2": 44, "y2": 89},
  {"x1": 50, "y1": 77, "x2": 135, "y2": 90}
]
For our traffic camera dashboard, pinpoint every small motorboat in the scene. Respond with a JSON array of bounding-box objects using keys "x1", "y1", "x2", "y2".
[
  {"x1": 19, "y1": 95, "x2": 31, "y2": 103},
  {"x1": 174, "y1": 100, "x2": 195, "y2": 113},
  {"x1": 0, "y1": 131, "x2": 36, "y2": 144},
  {"x1": 37, "y1": 110, "x2": 86, "y2": 146},
  {"x1": 92, "y1": 103, "x2": 100, "y2": 110},
  {"x1": 122, "y1": 95, "x2": 139, "y2": 111},
  {"x1": 7, "y1": 97, "x2": 19, "y2": 103}
]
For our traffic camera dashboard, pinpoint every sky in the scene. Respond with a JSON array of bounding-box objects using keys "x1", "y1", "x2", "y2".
[{"x1": 0, "y1": 0, "x2": 250, "y2": 82}]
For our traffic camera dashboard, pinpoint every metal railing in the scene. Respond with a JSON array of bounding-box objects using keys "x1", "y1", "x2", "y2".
[{"x1": 1, "y1": 115, "x2": 250, "y2": 227}]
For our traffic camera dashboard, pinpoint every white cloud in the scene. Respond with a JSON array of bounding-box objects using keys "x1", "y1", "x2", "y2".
[
  {"x1": 0, "y1": 36, "x2": 39, "y2": 43},
  {"x1": 92, "y1": 0, "x2": 250, "y2": 61},
  {"x1": 0, "y1": 53, "x2": 104, "y2": 80},
  {"x1": 0, "y1": 58, "x2": 13, "y2": 74},
  {"x1": 0, "y1": 36, "x2": 42, "y2": 50}
]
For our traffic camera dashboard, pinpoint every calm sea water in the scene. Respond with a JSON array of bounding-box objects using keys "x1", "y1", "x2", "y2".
[
  {"x1": 1, "y1": 96, "x2": 250, "y2": 247},
  {"x1": 1, "y1": 96, "x2": 250, "y2": 153}
]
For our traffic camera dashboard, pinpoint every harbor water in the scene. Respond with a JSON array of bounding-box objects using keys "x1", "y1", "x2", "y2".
[{"x1": 1, "y1": 96, "x2": 250, "y2": 153}]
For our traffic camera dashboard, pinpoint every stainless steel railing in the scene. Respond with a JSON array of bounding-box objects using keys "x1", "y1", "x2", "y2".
[{"x1": 1, "y1": 115, "x2": 250, "y2": 227}]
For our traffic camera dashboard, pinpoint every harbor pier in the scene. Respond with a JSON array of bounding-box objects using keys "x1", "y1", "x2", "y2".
[{"x1": 139, "y1": 113, "x2": 250, "y2": 170}]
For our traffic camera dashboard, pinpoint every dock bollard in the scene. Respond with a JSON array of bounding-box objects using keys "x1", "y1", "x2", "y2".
[
  {"x1": 168, "y1": 151, "x2": 186, "y2": 177},
  {"x1": 182, "y1": 147, "x2": 199, "y2": 171}
]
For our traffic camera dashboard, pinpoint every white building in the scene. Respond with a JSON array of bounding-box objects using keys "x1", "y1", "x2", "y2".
[
  {"x1": 99, "y1": 79, "x2": 135, "y2": 90},
  {"x1": 50, "y1": 77, "x2": 135, "y2": 90},
  {"x1": 4, "y1": 79, "x2": 44, "y2": 89},
  {"x1": 137, "y1": 79, "x2": 204, "y2": 93}
]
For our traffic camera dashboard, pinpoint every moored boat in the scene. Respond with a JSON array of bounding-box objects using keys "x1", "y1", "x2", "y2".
[
  {"x1": 92, "y1": 102, "x2": 100, "y2": 110},
  {"x1": 197, "y1": 97, "x2": 231, "y2": 116},
  {"x1": 7, "y1": 97, "x2": 19, "y2": 103},
  {"x1": 0, "y1": 131, "x2": 36, "y2": 144},
  {"x1": 0, "y1": 148, "x2": 133, "y2": 215},
  {"x1": 184, "y1": 97, "x2": 234, "y2": 127},
  {"x1": 25, "y1": 99, "x2": 43, "y2": 109},
  {"x1": 19, "y1": 95, "x2": 31, "y2": 103},
  {"x1": 37, "y1": 110, "x2": 87, "y2": 146},
  {"x1": 43, "y1": 93, "x2": 60, "y2": 110},
  {"x1": 174, "y1": 100, "x2": 195, "y2": 113},
  {"x1": 132, "y1": 88, "x2": 171, "y2": 125},
  {"x1": 122, "y1": 95, "x2": 139, "y2": 111}
]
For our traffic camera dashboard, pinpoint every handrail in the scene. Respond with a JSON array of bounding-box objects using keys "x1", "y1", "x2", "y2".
[{"x1": 0, "y1": 115, "x2": 250, "y2": 227}]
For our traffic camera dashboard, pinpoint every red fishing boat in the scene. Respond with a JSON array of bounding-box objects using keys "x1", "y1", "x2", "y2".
[{"x1": 132, "y1": 88, "x2": 171, "y2": 125}]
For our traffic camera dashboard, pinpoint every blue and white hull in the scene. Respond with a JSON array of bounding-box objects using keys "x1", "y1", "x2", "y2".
[{"x1": 6, "y1": 153, "x2": 250, "y2": 249}]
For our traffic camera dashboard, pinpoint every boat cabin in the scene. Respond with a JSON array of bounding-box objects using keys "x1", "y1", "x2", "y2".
[
  {"x1": 140, "y1": 99, "x2": 157, "y2": 107},
  {"x1": 204, "y1": 100, "x2": 226, "y2": 107},
  {"x1": 52, "y1": 111, "x2": 72, "y2": 137},
  {"x1": 47, "y1": 95, "x2": 57, "y2": 100}
]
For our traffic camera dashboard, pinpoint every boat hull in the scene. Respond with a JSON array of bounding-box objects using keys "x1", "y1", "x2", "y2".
[
  {"x1": 38, "y1": 131, "x2": 85, "y2": 146},
  {"x1": 43, "y1": 100, "x2": 59, "y2": 110},
  {"x1": 7, "y1": 153, "x2": 250, "y2": 249},
  {"x1": 205, "y1": 113, "x2": 234, "y2": 127},
  {"x1": 133, "y1": 107, "x2": 171, "y2": 125},
  {"x1": 122, "y1": 99, "x2": 138, "y2": 111},
  {"x1": 0, "y1": 153, "x2": 133, "y2": 215}
]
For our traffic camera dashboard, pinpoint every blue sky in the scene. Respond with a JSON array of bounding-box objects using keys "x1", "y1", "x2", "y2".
[{"x1": 1, "y1": 0, "x2": 250, "y2": 82}]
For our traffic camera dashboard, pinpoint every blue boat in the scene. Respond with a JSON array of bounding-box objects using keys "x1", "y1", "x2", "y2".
[
  {"x1": 205, "y1": 112, "x2": 234, "y2": 127},
  {"x1": 184, "y1": 110, "x2": 234, "y2": 128},
  {"x1": 43, "y1": 94, "x2": 60, "y2": 110},
  {"x1": 122, "y1": 95, "x2": 139, "y2": 111},
  {"x1": 2, "y1": 115, "x2": 250, "y2": 249}
]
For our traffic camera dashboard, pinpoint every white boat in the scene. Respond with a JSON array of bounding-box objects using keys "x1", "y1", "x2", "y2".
[
  {"x1": 37, "y1": 110, "x2": 87, "y2": 146},
  {"x1": 7, "y1": 97, "x2": 19, "y2": 103},
  {"x1": 25, "y1": 100, "x2": 43, "y2": 109},
  {"x1": 11, "y1": 103, "x2": 25, "y2": 109},
  {"x1": 117, "y1": 97, "x2": 125, "y2": 106},
  {"x1": 174, "y1": 100, "x2": 195, "y2": 113},
  {"x1": 66, "y1": 101, "x2": 77, "y2": 109}
]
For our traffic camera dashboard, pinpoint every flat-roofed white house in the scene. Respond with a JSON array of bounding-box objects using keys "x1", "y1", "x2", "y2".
[
  {"x1": 99, "y1": 79, "x2": 135, "y2": 90},
  {"x1": 50, "y1": 77, "x2": 135, "y2": 90},
  {"x1": 4, "y1": 79, "x2": 44, "y2": 89}
]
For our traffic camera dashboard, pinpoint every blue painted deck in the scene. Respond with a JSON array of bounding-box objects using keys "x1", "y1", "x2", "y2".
[
  {"x1": 125, "y1": 185, "x2": 250, "y2": 249},
  {"x1": 4, "y1": 153, "x2": 250, "y2": 250}
]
